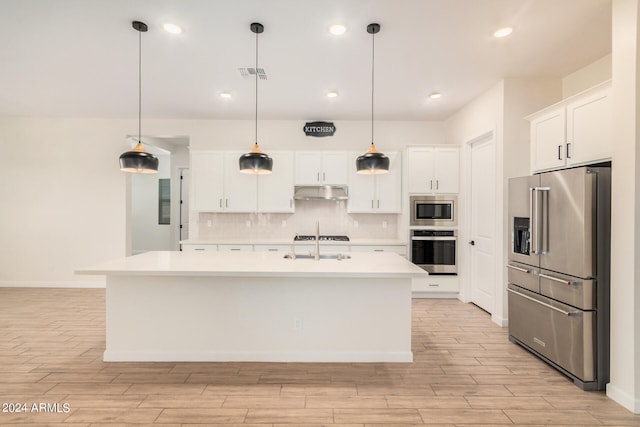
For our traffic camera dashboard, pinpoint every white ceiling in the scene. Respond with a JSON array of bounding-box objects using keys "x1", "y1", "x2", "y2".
[{"x1": 0, "y1": 0, "x2": 611, "y2": 121}]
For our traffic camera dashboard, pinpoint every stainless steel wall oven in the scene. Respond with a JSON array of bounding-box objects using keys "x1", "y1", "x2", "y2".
[
  {"x1": 410, "y1": 229, "x2": 457, "y2": 274},
  {"x1": 410, "y1": 195, "x2": 457, "y2": 226}
]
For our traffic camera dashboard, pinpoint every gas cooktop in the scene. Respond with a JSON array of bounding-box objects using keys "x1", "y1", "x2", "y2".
[{"x1": 294, "y1": 235, "x2": 350, "y2": 242}]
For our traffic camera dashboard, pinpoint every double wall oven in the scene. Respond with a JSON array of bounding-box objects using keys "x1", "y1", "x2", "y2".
[{"x1": 409, "y1": 195, "x2": 457, "y2": 275}]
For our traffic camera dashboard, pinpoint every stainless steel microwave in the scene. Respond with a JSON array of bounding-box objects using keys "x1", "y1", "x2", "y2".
[{"x1": 410, "y1": 195, "x2": 457, "y2": 226}]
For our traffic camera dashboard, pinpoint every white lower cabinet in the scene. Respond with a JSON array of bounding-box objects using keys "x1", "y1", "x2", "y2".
[
  {"x1": 412, "y1": 275, "x2": 459, "y2": 295},
  {"x1": 350, "y1": 245, "x2": 406, "y2": 256},
  {"x1": 218, "y1": 244, "x2": 253, "y2": 252},
  {"x1": 182, "y1": 244, "x2": 217, "y2": 252},
  {"x1": 253, "y1": 244, "x2": 292, "y2": 252}
]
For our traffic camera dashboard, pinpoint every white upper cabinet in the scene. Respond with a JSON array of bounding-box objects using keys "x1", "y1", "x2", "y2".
[
  {"x1": 529, "y1": 81, "x2": 611, "y2": 173},
  {"x1": 294, "y1": 151, "x2": 348, "y2": 185},
  {"x1": 347, "y1": 151, "x2": 402, "y2": 213},
  {"x1": 258, "y1": 151, "x2": 295, "y2": 212},
  {"x1": 407, "y1": 146, "x2": 459, "y2": 194},
  {"x1": 190, "y1": 151, "x2": 225, "y2": 212},
  {"x1": 530, "y1": 108, "x2": 566, "y2": 172},
  {"x1": 224, "y1": 151, "x2": 259, "y2": 212},
  {"x1": 190, "y1": 150, "x2": 257, "y2": 212}
]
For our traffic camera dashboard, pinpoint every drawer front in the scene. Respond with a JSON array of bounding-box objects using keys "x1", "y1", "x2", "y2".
[
  {"x1": 218, "y1": 244, "x2": 253, "y2": 252},
  {"x1": 508, "y1": 284, "x2": 595, "y2": 381},
  {"x1": 412, "y1": 275, "x2": 458, "y2": 293},
  {"x1": 182, "y1": 244, "x2": 217, "y2": 251},
  {"x1": 351, "y1": 245, "x2": 406, "y2": 255},
  {"x1": 254, "y1": 244, "x2": 292, "y2": 252},
  {"x1": 539, "y1": 269, "x2": 595, "y2": 310},
  {"x1": 507, "y1": 262, "x2": 539, "y2": 293}
]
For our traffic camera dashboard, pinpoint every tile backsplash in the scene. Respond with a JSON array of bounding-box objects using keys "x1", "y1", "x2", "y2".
[{"x1": 196, "y1": 200, "x2": 399, "y2": 240}]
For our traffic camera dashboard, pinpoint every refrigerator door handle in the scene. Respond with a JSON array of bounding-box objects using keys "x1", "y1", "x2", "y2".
[
  {"x1": 539, "y1": 273, "x2": 574, "y2": 286},
  {"x1": 531, "y1": 186, "x2": 549, "y2": 255},
  {"x1": 530, "y1": 187, "x2": 537, "y2": 254},
  {"x1": 507, "y1": 288, "x2": 582, "y2": 317},
  {"x1": 506, "y1": 264, "x2": 530, "y2": 273}
]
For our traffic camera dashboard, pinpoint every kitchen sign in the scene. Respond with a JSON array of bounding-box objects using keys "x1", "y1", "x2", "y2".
[{"x1": 303, "y1": 121, "x2": 336, "y2": 137}]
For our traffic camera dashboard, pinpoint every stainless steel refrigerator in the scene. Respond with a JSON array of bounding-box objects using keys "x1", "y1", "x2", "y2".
[{"x1": 507, "y1": 165, "x2": 610, "y2": 390}]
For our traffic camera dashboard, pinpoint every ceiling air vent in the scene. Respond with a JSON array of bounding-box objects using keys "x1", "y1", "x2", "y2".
[{"x1": 238, "y1": 67, "x2": 267, "y2": 80}]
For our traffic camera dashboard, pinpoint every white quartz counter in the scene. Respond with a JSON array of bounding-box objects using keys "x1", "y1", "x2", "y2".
[
  {"x1": 77, "y1": 250, "x2": 426, "y2": 279},
  {"x1": 180, "y1": 238, "x2": 407, "y2": 246}
]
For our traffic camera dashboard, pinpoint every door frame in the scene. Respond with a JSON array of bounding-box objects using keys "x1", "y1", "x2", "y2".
[
  {"x1": 466, "y1": 131, "x2": 496, "y2": 314},
  {"x1": 460, "y1": 128, "x2": 508, "y2": 326}
]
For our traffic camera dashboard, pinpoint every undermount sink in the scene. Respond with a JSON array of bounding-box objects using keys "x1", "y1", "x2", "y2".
[{"x1": 284, "y1": 253, "x2": 351, "y2": 261}]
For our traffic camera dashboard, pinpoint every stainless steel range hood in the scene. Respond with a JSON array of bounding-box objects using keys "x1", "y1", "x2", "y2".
[{"x1": 293, "y1": 185, "x2": 348, "y2": 201}]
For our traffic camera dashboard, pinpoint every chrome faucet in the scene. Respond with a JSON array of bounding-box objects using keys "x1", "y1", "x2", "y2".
[{"x1": 314, "y1": 220, "x2": 320, "y2": 260}]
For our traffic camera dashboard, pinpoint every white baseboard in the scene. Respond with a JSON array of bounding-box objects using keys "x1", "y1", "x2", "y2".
[
  {"x1": 607, "y1": 383, "x2": 640, "y2": 414},
  {"x1": 104, "y1": 350, "x2": 414, "y2": 363},
  {"x1": 492, "y1": 314, "x2": 508, "y2": 327},
  {"x1": 0, "y1": 280, "x2": 105, "y2": 289}
]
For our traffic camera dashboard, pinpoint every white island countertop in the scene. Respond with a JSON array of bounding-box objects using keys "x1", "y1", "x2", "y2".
[{"x1": 77, "y1": 250, "x2": 427, "y2": 279}]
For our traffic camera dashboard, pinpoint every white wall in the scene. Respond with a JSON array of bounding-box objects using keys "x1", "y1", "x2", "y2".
[
  {"x1": 563, "y1": 54, "x2": 612, "y2": 98},
  {"x1": 607, "y1": 0, "x2": 640, "y2": 413},
  {"x1": 0, "y1": 118, "x2": 130, "y2": 286},
  {"x1": 444, "y1": 78, "x2": 562, "y2": 325},
  {"x1": 0, "y1": 117, "x2": 443, "y2": 286}
]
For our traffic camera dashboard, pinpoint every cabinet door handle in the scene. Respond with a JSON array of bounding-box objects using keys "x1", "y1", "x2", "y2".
[
  {"x1": 323, "y1": 172, "x2": 326, "y2": 181},
  {"x1": 219, "y1": 198, "x2": 223, "y2": 208},
  {"x1": 566, "y1": 142, "x2": 572, "y2": 159},
  {"x1": 558, "y1": 145, "x2": 562, "y2": 160},
  {"x1": 226, "y1": 199, "x2": 229, "y2": 208},
  {"x1": 430, "y1": 180, "x2": 433, "y2": 190},
  {"x1": 436, "y1": 180, "x2": 439, "y2": 190},
  {"x1": 377, "y1": 200, "x2": 380, "y2": 208},
  {"x1": 317, "y1": 172, "x2": 320, "y2": 182},
  {"x1": 371, "y1": 200, "x2": 374, "y2": 208}
]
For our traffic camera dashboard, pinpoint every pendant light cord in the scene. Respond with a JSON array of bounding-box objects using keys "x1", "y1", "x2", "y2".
[
  {"x1": 138, "y1": 26, "x2": 142, "y2": 144},
  {"x1": 371, "y1": 29, "x2": 375, "y2": 145},
  {"x1": 255, "y1": 28, "x2": 259, "y2": 145}
]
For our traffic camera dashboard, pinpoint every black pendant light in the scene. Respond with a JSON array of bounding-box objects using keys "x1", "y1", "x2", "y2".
[
  {"x1": 356, "y1": 23, "x2": 389, "y2": 175},
  {"x1": 239, "y1": 22, "x2": 273, "y2": 174},
  {"x1": 119, "y1": 21, "x2": 159, "y2": 174}
]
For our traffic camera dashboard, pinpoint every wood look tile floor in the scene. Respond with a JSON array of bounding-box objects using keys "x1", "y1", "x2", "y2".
[{"x1": 0, "y1": 287, "x2": 638, "y2": 426}]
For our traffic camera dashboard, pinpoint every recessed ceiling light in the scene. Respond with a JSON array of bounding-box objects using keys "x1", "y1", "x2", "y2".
[
  {"x1": 329, "y1": 24, "x2": 347, "y2": 35},
  {"x1": 429, "y1": 92, "x2": 442, "y2": 99},
  {"x1": 493, "y1": 26, "x2": 513, "y2": 38},
  {"x1": 326, "y1": 91, "x2": 339, "y2": 98},
  {"x1": 219, "y1": 92, "x2": 232, "y2": 99},
  {"x1": 163, "y1": 23, "x2": 183, "y2": 34}
]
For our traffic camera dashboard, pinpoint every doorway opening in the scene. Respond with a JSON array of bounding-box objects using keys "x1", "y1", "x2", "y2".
[{"x1": 125, "y1": 136, "x2": 189, "y2": 255}]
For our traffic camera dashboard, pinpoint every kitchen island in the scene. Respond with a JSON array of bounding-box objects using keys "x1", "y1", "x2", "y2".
[{"x1": 77, "y1": 250, "x2": 426, "y2": 363}]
